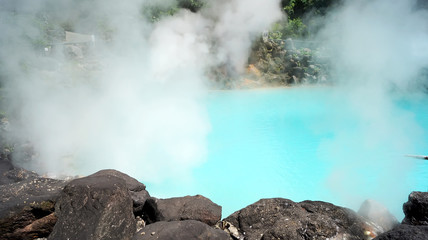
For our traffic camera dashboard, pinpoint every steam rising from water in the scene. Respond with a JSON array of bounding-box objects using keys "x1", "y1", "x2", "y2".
[
  {"x1": 1, "y1": 0, "x2": 427, "y2": 218},
  {"x1": 0, "y1": 0, "x2": 283, "y2": 181},
  {"x1": 316, "y1": 0, "x2": 428, "y2": 212}
]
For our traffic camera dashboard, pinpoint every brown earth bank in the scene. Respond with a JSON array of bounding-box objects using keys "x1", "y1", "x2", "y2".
[{"x1": 1, "y1": 152, "x2": 427, "y2": 240}]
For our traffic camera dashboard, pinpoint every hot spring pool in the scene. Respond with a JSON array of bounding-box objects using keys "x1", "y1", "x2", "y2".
[{"x1": 148, "y1": 86, "x2": 428, "y2": 220}]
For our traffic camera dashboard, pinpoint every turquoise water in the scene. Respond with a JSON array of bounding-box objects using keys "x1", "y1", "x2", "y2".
[{"x1": 150, "y1": 86, "x2": 428, "y2": 220}]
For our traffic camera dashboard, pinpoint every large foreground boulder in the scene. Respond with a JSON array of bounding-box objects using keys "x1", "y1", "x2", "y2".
[
  {"x1": 224, "y1": 198, "x2": 373, "y2": 240},
  {"x1": 402, "y1": 191, "x2": 428, "y2": 226},
  {"x1": 142, "y1": 195, "x2": 221, "y2": 226},
  {"x1": 48, "y1": 173, "x2": 136, "y2": 240},
  {"x1": 133, "y1": 220, "x2": 230, "y2": 240},
  {"x1": 91, "y1": 169, "x2": 150, "y2": 215},
  {"x1": 0, "y1": 176, "x2": 66, "y2": 240}
]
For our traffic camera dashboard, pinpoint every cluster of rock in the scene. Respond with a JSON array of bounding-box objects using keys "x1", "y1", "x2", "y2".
[
  {"x1": 1, "y1": 159, "x2": 427, "y2": 239},
  {"x1": 374, "y1": 191, "x2": 428, "y2": 240},
  {"x1": 208, "y1": 38, "x2": 330, "y2": 89},
  {"x1": 243, "y1": 38, "x2": 330, "y2": 88}
]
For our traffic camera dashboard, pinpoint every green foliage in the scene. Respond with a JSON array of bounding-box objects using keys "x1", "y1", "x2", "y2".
[
  {"x1": 271, "y1": 0, "x2": 339, "y2": 39},
  {"x1": 269, "y1": 21, "x2": 285, "y2": 40},
  {"x1": 269, "y1": 31, "x2": 283, "y2": 40},
  {"x1": 141, "y1": 4, "x2": 179, "y2": 23},
  {"x1": 282, "y1": 0, "x2": 306, "y2": 19},
  {"x1": 269, "y1": 17, "x2": 307, "y2": 39},
  {"x1": 141, "y1": 0, "x2": 204, "y2": 23},
  {"x1": 283, "y1": 18, "x2": 307, "y2": 38},
  {"x1": 177, "y1": 0, "x2": 204, "y2": 12},
  {"x1": 281, "y1": 0, "x2": 339, "y2": 19}
]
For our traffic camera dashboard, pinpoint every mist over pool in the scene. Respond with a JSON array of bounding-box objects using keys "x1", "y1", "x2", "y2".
[
  {"x1": 146, "y1": 86, "x2": 428, "y2": 220},
  {"x1": 1, "y1": 0, "x2": 428, "y2": 223}
]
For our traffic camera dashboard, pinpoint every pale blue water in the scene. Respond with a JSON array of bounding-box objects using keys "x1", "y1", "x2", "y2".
[{"x1": 149, "y1": 86, "x2": 428, "y2": 221}]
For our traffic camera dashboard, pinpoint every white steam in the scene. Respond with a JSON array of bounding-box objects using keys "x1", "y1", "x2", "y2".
[
  {"x1": 316, "y1": 0, "x2": 428, "y2": 216},
  {"x1": 0, "y1": 0, "x2": 283, "y2": 183}
]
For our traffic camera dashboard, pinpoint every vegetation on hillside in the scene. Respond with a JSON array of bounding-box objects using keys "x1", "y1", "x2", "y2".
[
  {"x1": 141, "y1": 0, "x2": 205, "y2": 22},
  {"x1": 0, "y1": 0, "x2": 340, "y2": 92}
]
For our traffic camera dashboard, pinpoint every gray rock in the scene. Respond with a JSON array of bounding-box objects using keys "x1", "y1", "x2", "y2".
[
  {"x1": 292, "y1": 75, "x2": 300, "y2": 84},
  {"x1": 358, "y1": 199, "x2": 399, "y2": 232},
  {"x1": 133, "y1": 220, "x2": 230, "y2": 240},
  {"x1": 142, "y1": 195, "x2": 221, "y2": 226},
  {"x1": 292, "y1": 67, "x2": 304, "y2": 78},
  {"x1": 224, "y1": 198, "x2": 372, "y2": 240},
  {"x1": 90, "y1": 169, "x2": 150, "y2": 215},
  {"x1": 402, "y1": 191, "x2": 428, "y2": 225},
  {"x1": 91, "y1": 169, "x2": 146, "y2": 192},
  {"x1": 0, "y1": 144, "x2": 38, "y2": 185},
  {"x1": 132, "y1": 190, "x2": 151, "y2": 215},
  {"x1": 48, "y1": 174, "x2": 136, "y2": 240},
  {"x1": 374, "y1": 224, "x2": 428, "y2": 240},
  {"x1": 0, "y1": 153, "x2": 14, "y2": 183},
  {"x1": 0, "y1": 167, "x2": 39, "y2": 185}
]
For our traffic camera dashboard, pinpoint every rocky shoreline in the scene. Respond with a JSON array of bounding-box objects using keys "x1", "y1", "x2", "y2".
[{"x1": 1, "y1": 155, "x2": 427, "y2": 240}]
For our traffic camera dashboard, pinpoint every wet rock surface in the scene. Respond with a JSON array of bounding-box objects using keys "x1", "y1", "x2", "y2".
[
  {"x1": 90, "y1": 169, "x2": 151, "y2": 216},
  {"x1": 224, "y1": 198, "x2": 371, "y2": 240},
  {"x1": 402, "y1": 191, "x2": 428, "y2": 226},
  {"x1": 1, "y1": 163, "x2": 427, "y2": 240},
  {"x1": 91, "y1": 169, "x2": 146, "y2": 192},
  {"x1": 133, "y1": 220, "x2": 230, "y2": 240},
  {"x1": 374, "y1": 191, "x2": 428, "y2": 240},
  {"x1": 0, "y1": 164, "x2": 65, "y2": 240},
  {"x1": 48, "y1": 173, "x2": 136, "y2": 240},
  {"x1": 142, "y1": 195, "x2": 222, "y2": 226}
]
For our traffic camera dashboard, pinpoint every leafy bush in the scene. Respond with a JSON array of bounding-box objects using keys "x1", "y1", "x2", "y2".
[
  {"x1": 177, "y1": 0, "x2": 204, "y2": 12},
  {"x1": 272, "y1": 0, "x2": 339, "y2": 39},
  {"x1": 141, "y1": 4, "x2": 179, "y2": 22},
  {"x1": 141, "y1": 0, "x2": 205, "y2": 22},
  {"x1": 283, "y1": 18, "x2": 307, "y2": 38},
  {"x1": 281, "y1": 0, "x2": 339, "y2": 19}
]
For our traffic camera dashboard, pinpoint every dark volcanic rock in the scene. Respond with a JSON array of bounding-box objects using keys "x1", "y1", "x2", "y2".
[
  {"x1": 48, "y1": 174, "x2": 136, "y2": 240},
  {"x1": 374, "y1": 224, "x2": 428, "y2": 240},
  {"x1": 0, "y1": 153, "x2": 14, "y2": 182},
  {"x1": 402, "y1": 191, "x2": 428, "y2": 225},
  {"x1": 376, "y1": 191, "x2": 428, "y2": 239},
  {"x1": 91, "y1": 169, "x2": 146, "y2": 191},
  {"x1": 0, "y1": 150, "x2": 38, "y2": 185},
  {"x1": 90, "y1": 169, "x2": 150, "y2": 215},
  {"x1": 358, "y1": 199, "x2": 399, "y2": 232},
  {"x1": 1, "y1": 167, "x2": 39, "y2": 184},
  {"x1": 224, "y1": 198, "x2": 372, "y2": 240},
  {"x1": 10, "y1": 213, "x2": 57, "y2": 240},
  {"x1": 142, "y1": 195, "x2": 222, "y2": 226},
  {"x1": 133, "y1": 220, "x2": 230, "y2": 240},
  {"x1": 0, "y1": 177, "x2": 66, "y2": 240}
]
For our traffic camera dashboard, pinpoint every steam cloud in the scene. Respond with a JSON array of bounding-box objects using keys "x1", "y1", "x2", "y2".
[
  {"x1": 316, "y1": 0, "x2": 428, "y2": 216},
  {"x1": 3, "y1": 0, "x2": 426, "y2": 218},
  {"x1": 0, "y1": 0, "x2": 283, "y2": 183}
]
